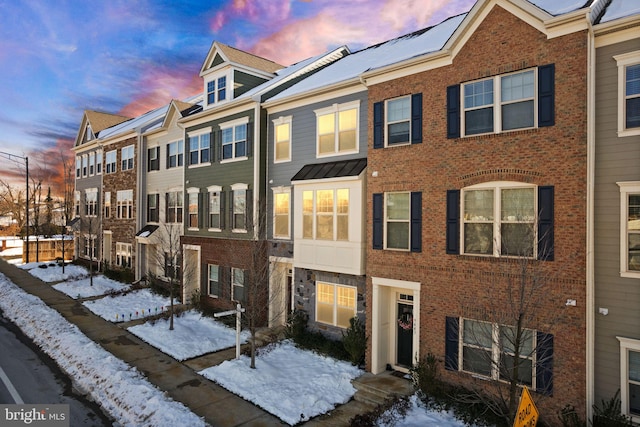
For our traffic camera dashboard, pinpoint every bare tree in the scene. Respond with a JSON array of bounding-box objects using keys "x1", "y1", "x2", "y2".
[{"x1": 0, "y1": 180, "x2": 26, "y2": 231}]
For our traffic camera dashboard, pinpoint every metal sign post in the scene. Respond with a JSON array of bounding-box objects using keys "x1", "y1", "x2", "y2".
[{"x1": 214, "y1": 303, "x2": 245, "y2": 359}]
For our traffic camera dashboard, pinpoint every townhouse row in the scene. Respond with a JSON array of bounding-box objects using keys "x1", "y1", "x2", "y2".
[{"x1": 71, "y1": 0, "x2": 640, "y2": 423}]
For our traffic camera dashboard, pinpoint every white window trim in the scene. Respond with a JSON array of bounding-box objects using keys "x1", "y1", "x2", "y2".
[
  {"x1": 315, "y1": 281, "x2": 357, "y2": 328},
  {"x1": 85, "y1": 188, "x2": 98, "y2": 217},
  {"x1": 273, "y1": 116, "x2": 292, "y2": 163},
  {"x1": 96, "y1": 150, "x2": 102, "y2": 175},
  {"x1": 82, "y1": 154, "x2": 88, "y2": 178},
  {"x1": 115, "y1": 242, "x2": 132, "y2": 268},
  {"x1": 617, "y1": 181, "x2": 640, "y2": 278},
  {"x1": 231, "y1": 183, "x2": 249, "y2": 233},
  {"x1": 617, "y1": 336, "x2": 640, "y2": 423},
  {"x1": 116, "y1": 189, "x2": 133, "y2": 220},
  {"x1": 384, "y1": 95, "x2": 412, "y2": 148},
  {"x1": 272, "y1": 186, "x2": 291, "y2": 240},
  {"x1": 208, "y1": 264, "x2": 220, "y2": 298},
  {"x1": 314, "y1": 100, "x2": 360, "y2": 158},
  {"x1": 167, "y1": 140, "x2": 184, "y2": 169},
  {"x1": 615, "y1": 51, "x2": 640, "y2": 137},
  {"x1": 461, "y1": 68, "x2": 538, "y2": 137},
  {"x1": 121, "y1": 145, "x2": 135, "y2": 171},
  {"x1": 187, "y1": 187, "x2": 200, "y2": 231},
  {"x1": 231, "y1": 267, "x2": 244, "y2": 302},
  {"x1": 207, "y1": 185, "x2": 223, "y2": 232},
  {"x1": 384, "y1": 191, "x2": 411, "y2": 251},
  {"x1": 88, "y1": 152, "x2": 95, "y2": 176},
  {"x1": 204, "y1": 72, "x2": 232, "y2": 108},
  {"x1": 187, "y1": 127, "x2": 212, "y2": 168},
  {"x1": 461, "y1": 181, "x2": 538, "y2": 258},
  {"x1": 105, "y1": 150, "x2": 117, "y2": 174},
  {"x1": 220, "y1": 118, "x2": 249, "y2": 163}
]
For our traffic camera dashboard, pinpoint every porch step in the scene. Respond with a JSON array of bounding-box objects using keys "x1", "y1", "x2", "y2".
[{"x1": 352, "y1": 371, "x2": 414, "y2": 406}]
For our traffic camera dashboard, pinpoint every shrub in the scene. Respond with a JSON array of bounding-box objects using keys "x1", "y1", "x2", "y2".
[
  {"x1": 342, "y1": 316, "x2": 367, "y2": 366},
  {"x1": 558, "y1": 405, "x2": 586, "y2": 427},
  {"x1": 592, "y1": 390, "x2": 633, "y2": 427}
]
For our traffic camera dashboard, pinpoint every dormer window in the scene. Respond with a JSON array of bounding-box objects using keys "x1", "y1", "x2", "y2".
[
  {"x1": 207, "y1": 75, "x2": 228, "y2": 106},
  {"x1": 86, "y1": 125, "x2": 94, "y2": 142}
]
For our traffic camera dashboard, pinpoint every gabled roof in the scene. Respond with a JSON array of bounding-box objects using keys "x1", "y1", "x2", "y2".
[
  {"x1": 292, "y1": 158, "x2": 367, "y2": 182},
  {"x1": 200, "y1": 41, "x2": 283, "y2": 76},
  {"x1": 85, "y1": 110, "x2": 131, "y2": 134},
  {"x1": 597, "y1": 0, "x2": 640, "y2": 23}
]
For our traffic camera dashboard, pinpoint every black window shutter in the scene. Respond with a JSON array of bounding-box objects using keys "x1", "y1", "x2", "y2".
[
  {"x1": 246, "y1": 123, "x2": 253, "y2": 157},
  {"x1": 246, "y1": 189, "x2": 253, "y2": 230},
  {"x1": 411, "y1": 93, "x2": 423, "y2": 144},
  {"x1": 218, "y1": 129, "x2": 223, "y2": 162},
  {"x1": 373, "y1": 193, "x2": 383, "y2": 249},
  {"x1": 445, "y1": 316, "x2": 459, "y2": 371},
  {"x1": 373, "y1": 102, "x2": 384, "y2": 149},
  {"x1": 410, "y1": 192, "x2": 422, "y2": 252},
  {"x1": 536, "y1": 332, "x2": 554, "y2": 396},
  {"x1": 538, "y1": 185, "x2": 554, "y2": 261},
  {"x1": 165, "y1": 193, "x2": 169, "y2": 223},
  {"x1": 210, "y1": 130, "x2": 216, "y2": 163},
  {"x1": 538, "y1": 64, "x2": 555, "y2": 128},
  {"x1": 446, "y1": 190, "x2": 460, "y2": 254},
  {"x1": 198, "y1": 192, "x2": 204, "y2": 229},
  {"x1": 447, "y1": 85, "x2": 461, "y2": 139},
  {"x1": 220, "y1": 191, "x2": 226, "y2": 229},
  {"x1": 205, "y1": 192, "x2": 210, "y2": 227},
  {"x1": 166, "y1": 145, "x2": 170, "y2": 169},
  {"x1": 154, "y1": 194, "x2": 159, "y2": 222},
  {"x1": 229, "y1": 191, "x2": 234, "y2": 229}
]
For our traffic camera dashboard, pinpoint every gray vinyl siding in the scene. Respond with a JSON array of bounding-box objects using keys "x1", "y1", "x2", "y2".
[
  {"x1": 184, "y1": 108, "x2": 256, "y2": 239},
  {"x1": 265, "y1": 91, "x2": 369, "y2": 240},
  {"x1": 593, "y1": 38, "x2": 640, "y2": 404},
  {"x1": 234, "y1": 70, "x2": 268, "y2": 99}
]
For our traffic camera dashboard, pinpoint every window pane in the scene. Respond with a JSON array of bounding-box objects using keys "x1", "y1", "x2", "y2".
[
  {"x1": 500, "y1": 354, "x2": 533, "y2": 385},
  {"x1": 630, "y1": 383, "x2": 640, "y2": 416},
  {"x1": 318, "y1": 114, "x2": 334, "y2": 135},
  {"x1": 465, "y1": 80, "x2": 493, "y2": 108},
  {"x1": 387, "y1": 193, "x2": 409, "y2": 220},
  {"x1": 388, "y1": 122, "x2": 410, "y2": 145},
  {"x1": 464, "y1": 223, "x2": 493, "y2": 254},
  {"x1": 627, "y1": 97, "x2": 640, "y2": 129},
  {"x1": 337, "y1": 307, "x2": 354, "y2": 328},
  {"x1": 316, "y1": 214, "x2": 333, "y2": 240},
  {"x1": 465, "y1": 190, "x2": 494, "y2": 221},
  {"x1": 501, "y1": 71, "x2": 534, "y2": 102},
  {"x1": 388, "y1": 98, "x2": 410, "y2": 121},
  {"x1": 318, "y1": 283, "x2": 334, "y2": 303},
  {"x1": 339, "y1": 109, "x2": 357, "y2": 131},
  {"x1": 629, "y1": 350, "x2": 640, "y2": 382},
  {"x1": 319, "y1": 134, "x2": 334, "y2": 154},
  {"x1": 386, "y1": 222, "x2": 409, "y2": 249},
  {"x1": 502, "y1": 100, "x2": 534, "y2": 130},
  {"x1": 303, "y1": 191, "x2": 313, "y2": 239},
  {"x1": 276, "y1": 123, "x2": 290, "y2": 142},
  {"x1": 276, "y1": 141, "x2": 289, "y2": 160},
  {"x1": 465, "y1": 107, "x2": 494, "y2": 135},
  {"x1": 627, "y1": 64, "x2": 640, "y2": 96},
  {"x1": 629, "y1": 234, "x2": 640, "y2": 271},
  {"x1": 338, "y1": 129, "x2": 356, "y2": 151},
  {"x1": 502, "y1": 188, "x2": 535, "y2": 221},
  {"x1": 464, "y1": 320, "x2": 492, "y2": 348},
  {"x1": 502, "y1": 224, "x2": 534, "y2": 257},
  {"x1": 463, "y1": 347, "x2": 492, "y2": 376}
]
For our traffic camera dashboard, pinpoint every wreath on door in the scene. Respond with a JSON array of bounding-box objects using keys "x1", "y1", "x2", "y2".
[{"x1": 397, "y1": 312, "x2": 413, "y2": 331}]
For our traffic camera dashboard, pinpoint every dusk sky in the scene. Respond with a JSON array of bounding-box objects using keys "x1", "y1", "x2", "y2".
[{"x1": 0, "y1": 0, "x2": 474, "y2": 185}]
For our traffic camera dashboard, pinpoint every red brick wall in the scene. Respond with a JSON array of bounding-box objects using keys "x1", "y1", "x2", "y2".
[
  {"x1": 366, "y1": 6, "x2": 587, "y2": 421},
  {"x1": 103, "y1": 136, "x2": 138, "y2": 268}
]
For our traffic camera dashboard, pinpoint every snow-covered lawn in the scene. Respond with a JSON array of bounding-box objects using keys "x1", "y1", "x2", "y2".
[
  {"x1": 24, "y1": 262, "x2": 89, "y2": 283},
  {"x1": 0, "y1": 272, "x2": 206, "y2": 427},
  {"x1": 376, "y1": 394, "x2": 466, "y2": 427},
  {"x1": 199, "y1": 340, "x2": 362, "y2": 425},
  {"x1": 83, "y1": 288, "x2": 177, "y2": 323},
  {"x1": 53, "y1": 275, "x2": 131, "y2": 299},
  {"x1": 128, "y1": 310, "x2": 250, "y2": 361}
]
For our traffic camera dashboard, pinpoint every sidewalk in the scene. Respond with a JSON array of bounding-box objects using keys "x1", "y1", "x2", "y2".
[{"x1": 0, "y1": 260, "x2": 412, "y2": 426}]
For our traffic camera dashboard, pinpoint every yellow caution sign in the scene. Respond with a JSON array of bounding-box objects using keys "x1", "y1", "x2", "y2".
[{"x1": 513, "y1": 387, "x2": 539, "y2": 427}]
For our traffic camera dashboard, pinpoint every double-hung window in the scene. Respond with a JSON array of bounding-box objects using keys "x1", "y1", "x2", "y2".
[
  {"x1": 462, "y1": 183, "x2": 536, "y2": 257},
  {"x1": 315, "y1": 102, "x2": 359, "y2": 156},
  {"x1": 232, "y1": 267, "x2": 245, "y2": 303},
  {"x1": 302, "y1": 189, "x2": 349, "y2": 241},
  {"x1": 615, "y1": 52, "x2": 640, "y2": 135},
  {"x1": 115, "y1": 242, "x2": 132, "y2": 268},
  {"x1": 166, "y1": 191, "x2": 183, "y2": 223},
  {"x1": 121, "y1": 145, "x2": 134, "y2": 171},
  {"x1": 208, "y1": 185, "x2": 222, "y2": 230},
  {"x1": 96, "y1": 151, "x2": 102, "y2": 175},
  {"x1": 148, "y1": 146, "x2": 160, "y2": 171},
  {"x1": 116, "y1": 190, "x2": 133, "y2": 219},
  {"x1": 74, "y1": 191, "x2": 80, "y2": 217},
  {"x1": 104, "y1": 192, "x2": 111, "y2": 218},
  {"x1": 207, "y1": 76, "x2": 227, "y2": 105},
  {"x1": 187, "y1": 188, "x2": 199, "y2": 229},
  {"x1": 147, "y1": 194, "x2": 159, "y2": 222},
  {"x1": 221, "y1": 121, "x2": 248, "y2": 161},
  {"x1": 316, "y1": 282, "x2": 356, "y2": 328},
  {"x1": 231, "y1": 184, "x2": 248, "y2": 231},
  {"x1": 167, "y1": 140, "x2": 183, "y2": 168},
  {"x1": 188, "y1": 130, "x2": 211, "y2": 166},
  {"x1": 208, "y1": 264, "x2": 220, "y2": 297},
  {"x1": 385, "y1": 192, "x2": 410, "y2": 250},
  {"x1": 84, "y1": 235, "x2": 97, "y2": 260},
  {"x1": 273, "y1": 116, "x2": 292, "y2": 162},
  {"x1": 85, "y1": 189, "x2": 97, "y2": 217},
  {"x1": 76, "y1": 156, "x2": 81, "y2": 178},
  {"x1": 386, "y1": 96, "x2": 411, "y2": 145},
  {"x1": 373, "y1": 191, "x2": 422, "y2": 252},
  {"x1": 82, "y1": 155, "x2": 88, "y2": 177},
  {"x1": 89, "y1": 152, "x2": 95, "y2": 176},
  {"x1": 273, "y1": 188, "x2": 291, "y2": 239},
  {"x1": 618, "y1": 337, "x2": 640, "y2": 421},
  {"x1": 448, "y1": 65, "x2": 554, "y2": 138},
  {"x1": 105, "y1": 150, "x2": 117, "y2": 174},
  {"x1": 618, "y1": 182, "x2": 640, "y2": 276}
]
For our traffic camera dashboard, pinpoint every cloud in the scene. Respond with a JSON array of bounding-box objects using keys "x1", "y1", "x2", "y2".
[{"x1": 211, "y1": 0, "x2": 291, "y2": 32}]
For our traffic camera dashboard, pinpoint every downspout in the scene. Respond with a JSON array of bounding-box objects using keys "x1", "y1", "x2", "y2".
[
  {"x1": 586, "y1": 12, "x2": 596, "y2": 424},
  {"x1": 253, "y1": 103, "x2": 260, "y2": 241}
]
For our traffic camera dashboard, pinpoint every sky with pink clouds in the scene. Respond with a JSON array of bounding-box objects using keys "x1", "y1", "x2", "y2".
[{"x1": 0, "y1": 0, "x2": 475, "y2": 183}]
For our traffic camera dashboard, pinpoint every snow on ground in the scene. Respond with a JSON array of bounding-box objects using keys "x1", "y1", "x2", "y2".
[
  {"x1": 128, "y1": 310, "x2": 250, "y2": 361},
  {"x1": 0, "y1": 272, "x2": 206, "y2": 427},
  {"x1": 83, "y1": 288, "x2": 177, "y2": 323},
  {"x1": 25, "y1": 263, "x2": 90, "y2": 283},
  {"x1": 53, "y1": 275, "x2": 131, "y2": 299},
  {"x1": 199, "y1": 340, "x2": 362, "y2": 425},
  {"x1": 376, "y1": 394, "x2": 466, "y2": 427}
]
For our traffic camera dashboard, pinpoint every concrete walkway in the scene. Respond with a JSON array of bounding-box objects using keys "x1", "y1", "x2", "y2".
[{"x1": 0, "y1": 260, "x2": 413, "y2": 426}]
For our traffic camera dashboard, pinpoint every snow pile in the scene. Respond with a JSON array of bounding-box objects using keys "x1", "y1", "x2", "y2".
[
  {"x1": 376, "y1": 394, "x2": 465, "y2": 427},
  {"x1": 0, "y1": 273, "x2": 206, "y2": 427},
  {"x1": 53, "y1": 275, "x2": 131, "y2": 299},
  {"x1": 128, "y1": 310, "x2": 250, "y2": 361},
  {"x1": 25, "y1": 263, "x2": 89, "y2": 283},
  {"x1": 83, "y1": 289, "x2": 176, "y2": 322},
  {"x1": 199, "y1": 340, "x2": 362, "y2": 425}
]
